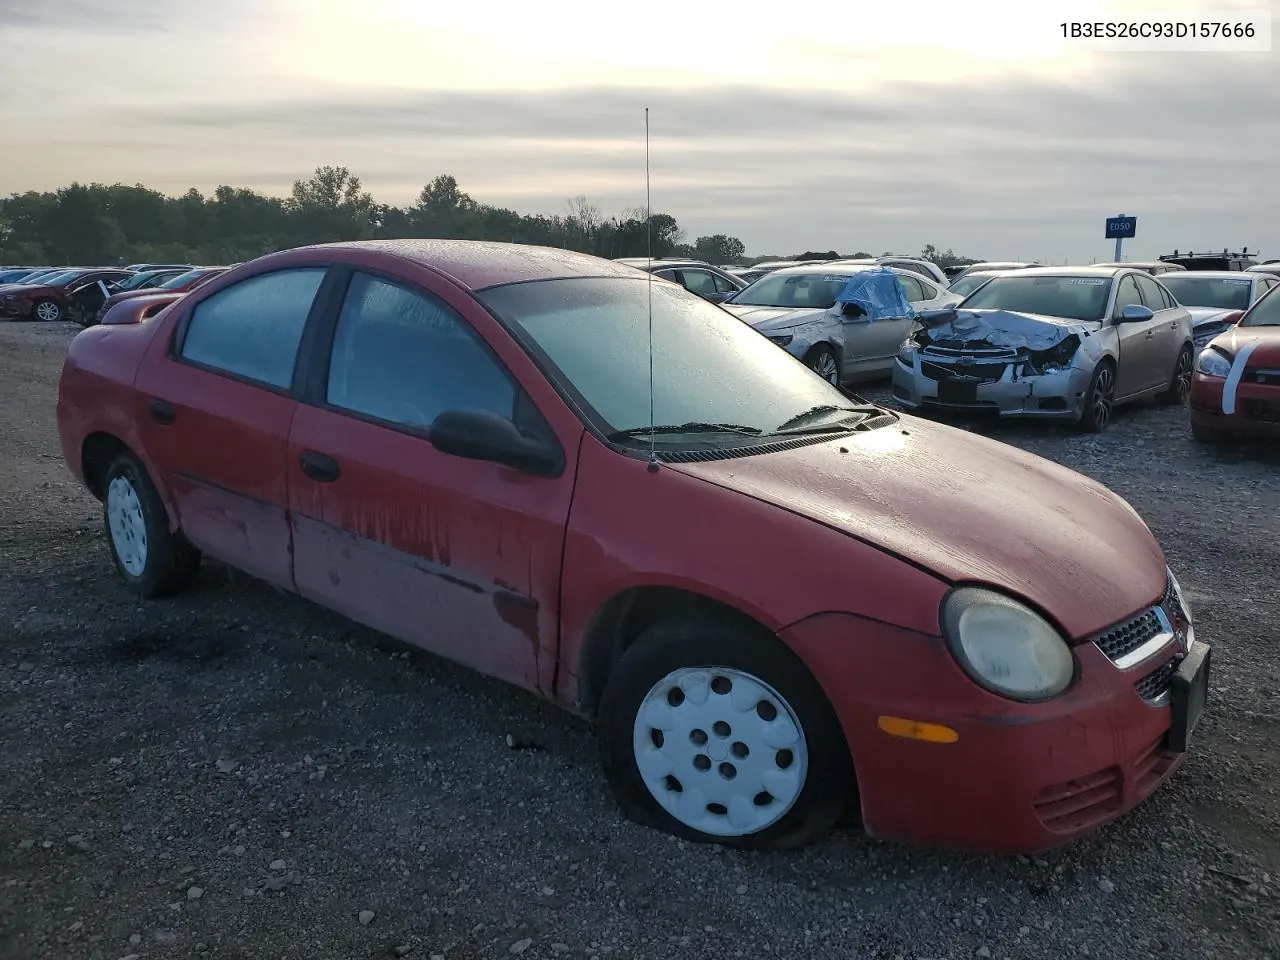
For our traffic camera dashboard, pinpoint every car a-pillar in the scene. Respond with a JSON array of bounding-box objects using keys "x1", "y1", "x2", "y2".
[{"x1": 577, "y1": 586, "x2": 858, "y2": 850}]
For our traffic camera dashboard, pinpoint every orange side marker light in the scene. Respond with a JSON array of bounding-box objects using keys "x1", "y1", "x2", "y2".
[{"x1": 877, "y1": 716, "x2": 959, "y2": 744}]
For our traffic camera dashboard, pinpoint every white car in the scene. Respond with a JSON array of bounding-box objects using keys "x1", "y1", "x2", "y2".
[
  {"x1": 721, "y1": 264, "x2": 962, "y2": 383},
  {"x1": 1159, "y1": 270, "x2": 1280, "y2": 349}
]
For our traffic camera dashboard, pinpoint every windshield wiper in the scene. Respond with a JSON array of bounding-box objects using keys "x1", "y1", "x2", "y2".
[
  {"x1": 606, "y1": 422, "x2": 764, "y2": 441},
  {"x1": 771, "y1": 404, "x2": 879, "y2": 433}
]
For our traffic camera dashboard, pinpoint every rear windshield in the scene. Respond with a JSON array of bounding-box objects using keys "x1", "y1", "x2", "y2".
[
  {"x1": 961, "y1": 275, "x2": 1113, "y2": 322},
  {"x1": 1159, "y1": 275, "x2": 1252, "y2": 311}
]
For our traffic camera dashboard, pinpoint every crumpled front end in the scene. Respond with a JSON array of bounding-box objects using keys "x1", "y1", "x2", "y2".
[{"x1": 893, "y1": 309, "x2": 1101, "y2": 419}]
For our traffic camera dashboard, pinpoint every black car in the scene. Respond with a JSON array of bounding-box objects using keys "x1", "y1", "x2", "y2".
[
  {"x1": 1158, "y1": 249, "x2": 1259, "y2": 272},
  {"x1": 612, "y1": 258, "x2": 747, "y2": 304}
]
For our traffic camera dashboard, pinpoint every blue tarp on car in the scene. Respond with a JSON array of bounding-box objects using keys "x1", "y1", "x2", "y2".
[{"x1": 835, "y1": 267, "x2": 914, "y2": 320}]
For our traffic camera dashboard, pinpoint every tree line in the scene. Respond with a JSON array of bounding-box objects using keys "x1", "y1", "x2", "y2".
[{"x1": 0, "y1": 165, "x2": 976, "y2": 269}]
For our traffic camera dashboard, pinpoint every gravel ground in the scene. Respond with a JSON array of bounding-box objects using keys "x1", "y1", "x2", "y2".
[{"x1": 2, "y1": 320, "x2": 1278, "y2": 960}]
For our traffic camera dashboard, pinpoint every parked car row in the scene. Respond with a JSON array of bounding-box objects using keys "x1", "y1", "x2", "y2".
[
  {"x1": 0, "y1": 263, "x2": 230, "y2": 325},
  {"x1": 58, "y1": 237, "x2": 1214, "y2": 859},
  {"x1": 614, "y1": 250, "x2": 1274, "y2": 443}
]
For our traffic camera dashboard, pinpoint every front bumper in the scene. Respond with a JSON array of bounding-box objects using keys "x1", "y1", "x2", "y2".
[
  {"x1": 781, "y1": 594, "x2": 1202, "y2": 855},
  {"x1": 0, "y1": 300, "x2": 32, "y2": 320},
  {"x1": 1190, "y1": 372, "x2": 1280, "y2": 438},
  {"x1": 891, "y1": 354, "x2": 1091, "y2": 420}
]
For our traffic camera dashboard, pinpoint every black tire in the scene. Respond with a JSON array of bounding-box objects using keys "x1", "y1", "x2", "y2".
[
  {"x1": 1191, "y1": 421, "x2": 1226, "y2": 444},
  {"x1": 1157, "y1": 345, "x2": 1193, "y2": 406},
  {"x1": 102, "y1": 452, "x2": 201, "y2": 598},
  {"x1": 32, "y1": 299, "x2": 62, "y2": 323},
  {"x1": 1076, "y1": 360, "x2": 1116, "y2": 433},
  {"x1": 597, "y1": 616, "x2": 853, "y2": 851},
  {"x1": 804, "y1": 344, "x2": 841, "y2": 386}
]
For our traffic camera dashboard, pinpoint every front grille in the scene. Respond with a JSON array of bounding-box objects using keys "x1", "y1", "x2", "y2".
[
  {"x1": 1242, "y1": 367, "x2": 1280, "y2": 385},
  {"x1": 1095, "y1": 610, "x2": 1162, "y2": 662},
  {"x1": 1033, "y1": 734, "x2": 1177, "y2": 833},
  {"x1": 922, "y1": 343, "x2": 1019, "y2": 360},
  {"x1": 1134, "y1": 659, "x2": 1176, "y2": 703},
  {"x1": 1161, "y1": 576, "x2": 1178, "y2": 614},
  {"x1": 919, "y1": 359, "x2": 1007, "y2": 383},
  {"x1": 1242, "y1": 398, "x2": 1280, "y2": 423},
  {"x1": 1033, "y1": 766, "x2": 1122, "y2": 833}
]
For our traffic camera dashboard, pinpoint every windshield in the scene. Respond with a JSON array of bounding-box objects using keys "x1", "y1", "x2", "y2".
[
  {"x1": 729, "y1": 271, "x2": 856, "y2": 309},
  {"x1": 34, "y1": 270, "x2": 83, "y2": 287},
  {"x1": 961, "y1": 275, "x2": 1113, "y2": 321},
  {"x1": 947, "y1": 274, "x2": 995, "y2": 297},
  {"x1": 1159, "y1": 275, "x2": 1252, "y2": 311},
  {"x1": 113, "y1": 272, "x2": 168, "y2": 291},
  {"x1": 159, "y1": 269, "x2": 205, "y2": 289},
  {"x1": 477, "y1": 277, "x2": 863, "y2": 442},
  {"x1": 1241, "y1": 288, "x2": 1280, "y2": 327}
]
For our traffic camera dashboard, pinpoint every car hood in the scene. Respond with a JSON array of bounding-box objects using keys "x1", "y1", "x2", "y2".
[
  {"x1": 918, "y1": 308, "x2": 1098, "y2": 351},
  {"x1": 669, "y1": 415, "x2": 1165, "y2": 640},
  {"x1": 1186, "y1": 306, "x2": 1240, "y2": 327},
  {"x1": 722, "y1": 304, "x2": 829, "y2": 332},
  {"x1": 1210, "y1": 324, "x2": 1280, "y2": 365},
  {"x1": 0, "y1": 283, "x2": 57, "y2": 298}
]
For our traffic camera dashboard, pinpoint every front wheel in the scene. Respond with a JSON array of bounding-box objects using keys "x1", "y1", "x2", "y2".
[
  {"x1": 1157, "y1": 346, "x2": 1193, "y2": 406},
  {"x1": 597, "y1": 617, "x2": 852, "y2": 850},
  {"x1": 32, "y1": 299, "x2": 62, "y2": 322},
  {"x1": 103, "y1": 452, "x2": 201, "y2": 598},
  {"x1": 804, "y1": 344, "x2": 840, "y2": 385},
  {"x1": 1076, "y1": 361, "x2": 1115, "y2": 433}
]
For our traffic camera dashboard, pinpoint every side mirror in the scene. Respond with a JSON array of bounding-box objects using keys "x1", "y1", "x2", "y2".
[
  {"x1": 1116, "y1": 304, "x2": 1154, "y2": 323},
  {"x1": 428, "y1": 408, "x2": 561, "y2": 476},
  {"x1": 841, "y1": 301, "x2": 867, "y2": 319}
]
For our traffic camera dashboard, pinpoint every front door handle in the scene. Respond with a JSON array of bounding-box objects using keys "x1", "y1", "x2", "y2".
[
  {"x1": 1145, "y1": 330, "x2": 1155, "y2": 339},
  {"x1": 148, "y1": 399, "x2": 175, "y2": 425},
  {"x1": 299, "y1": 450, "x2": 341, "y2": 483}
]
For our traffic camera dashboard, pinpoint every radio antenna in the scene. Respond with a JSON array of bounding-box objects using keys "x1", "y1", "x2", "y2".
[{"x1": 645, "y1": 107, "x2": 659, "y2": 473}]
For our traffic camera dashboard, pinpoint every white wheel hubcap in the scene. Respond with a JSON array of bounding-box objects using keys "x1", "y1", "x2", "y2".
[
  {"x1": 106, "y1": 476, "x2": 148, "y2": 576},
  {"x1": 36, "y1": 302, "x2": 60, "y2": 321},
  {"x1": 632, "y1": 666, "x2": 808, "y2": 837}
]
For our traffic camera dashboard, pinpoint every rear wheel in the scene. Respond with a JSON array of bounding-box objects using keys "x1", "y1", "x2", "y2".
[
  {"x1": 598, "y1": 616, "x2": 852, "y2": 850},
  {"x1": 805, "y1": 345, "x2": 840, "y2": 385},
  {"x1": 32, "y1": 299, "x2": 62, "y2": 322},
  {"x1": 1076, "y1": 361, "x2": 1115, "y2": 433},
  {"x1": 103, "y1": 452, "x2": 201, "y2": 598},
  {"x1": 1157, "y1": 345, "x2": 1193, "y2": 406}
]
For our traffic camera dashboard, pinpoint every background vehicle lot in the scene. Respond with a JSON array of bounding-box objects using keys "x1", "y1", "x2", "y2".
[{"x1": 2, "y1": 323, "x2": 1279, "y2": 959}]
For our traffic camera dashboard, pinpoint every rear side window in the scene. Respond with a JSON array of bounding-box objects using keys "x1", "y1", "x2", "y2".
[
  {"x1": 179, "y1": 268, "x2": 326, "y2": 388},
  {"x1": 325, "y1": 272, "x2": 516, "y2": 430},
  {"x1": 898, "y1": 274, "x2": 926, "y2": 302},
  {"x1": 1135, "y1": 275, "x2": 1171, "y2": 310}
]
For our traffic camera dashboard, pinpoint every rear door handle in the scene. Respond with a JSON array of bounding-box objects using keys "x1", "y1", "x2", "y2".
[
  {"x1": 1145, "y1": 330, "x2": 1155, "y2": 339},
  {"x1": 148, "y1": 399, "x2": 175, "y2": 425},
  {"x1": 299, "y1": 450, "x2": 341, "y2": 483}
]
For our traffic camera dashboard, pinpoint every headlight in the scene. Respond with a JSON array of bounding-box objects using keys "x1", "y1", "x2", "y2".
[
  {"x1": 1195, "y1": 348, "x2": 1232, "y2": 378},
  {"x1": 941, "y1": 587, "x2": 1074, "y2": 701},
  {"x1": 896, "y1": 340, "x2": 915, "y2": 364},
  {"x1": 767, "y1": 334, "x2": 793, "y2": 347},
  {"x1": 1166, "y1": 566, "x2": 1191, "y2": 623}
]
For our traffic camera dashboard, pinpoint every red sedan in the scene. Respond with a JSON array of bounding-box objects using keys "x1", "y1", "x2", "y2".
[
  {"x1": 1189, "y1": 284, "x2": 1280, "y2": 442},
  {"x1": 56, "y1": 240, "x2": 1209, "y2": 854}
]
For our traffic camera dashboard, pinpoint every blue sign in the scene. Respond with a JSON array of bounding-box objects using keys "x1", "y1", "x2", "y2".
[{"x1": 1105, "y1": 216, "x2": 1137, "y2": 239}]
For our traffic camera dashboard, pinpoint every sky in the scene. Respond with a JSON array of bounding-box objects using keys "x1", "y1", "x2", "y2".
[{"x1": 0, "y1": 0, "x2": 1276, "y2": 261}]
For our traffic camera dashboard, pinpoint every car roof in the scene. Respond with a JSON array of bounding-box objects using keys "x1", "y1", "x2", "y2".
[
  {"x1": 281, "y1": 240, "x2": 648, "y2": 290},
  {"x1": 1159, "y1": 270, "x2": 1258, "y2": 280},
  {"x1": 999, "y1": 266, "x2": 1123, "y2": 278}
]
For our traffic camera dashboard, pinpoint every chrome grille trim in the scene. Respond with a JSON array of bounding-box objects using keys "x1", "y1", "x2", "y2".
[{"x1": 1092, "y1": 576, "x2": 1179, "y2": 670}]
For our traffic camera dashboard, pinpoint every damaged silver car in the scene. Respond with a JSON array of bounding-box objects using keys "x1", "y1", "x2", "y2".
[
  {"x1": 722, "y1": 264, "x2": 960, "y2": 384},
  {"x1": 892, "y1": 267, "x2": 1194, "y2": 431}
]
